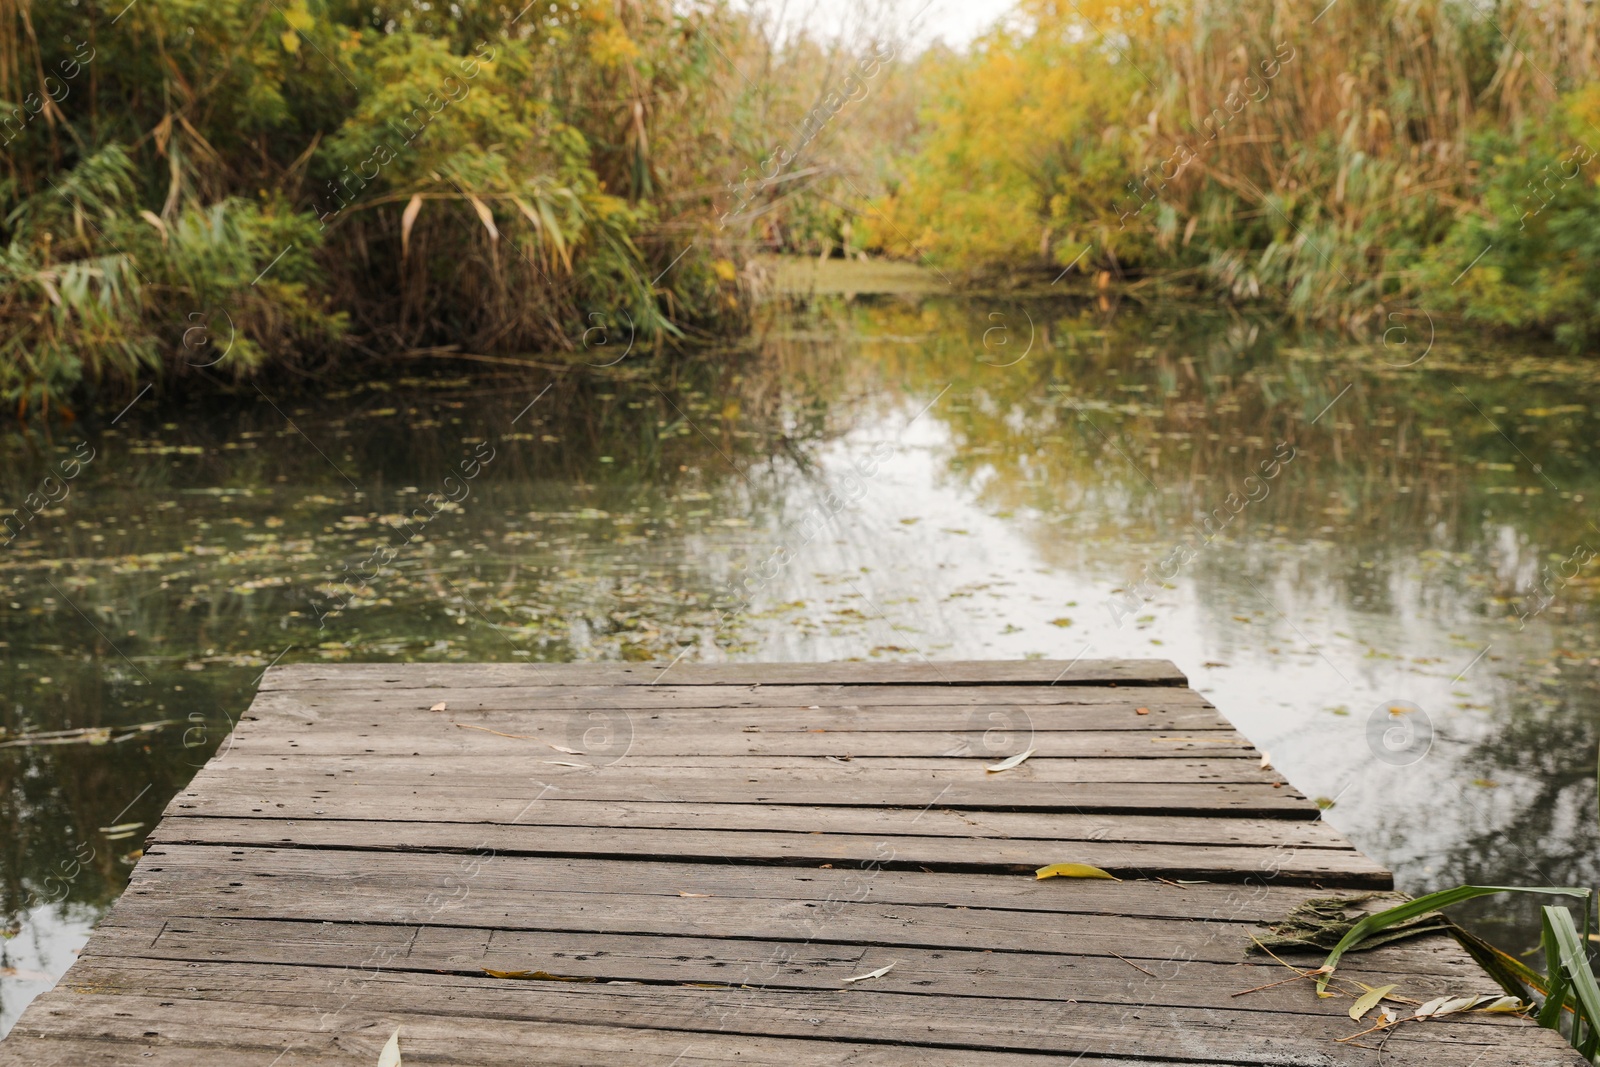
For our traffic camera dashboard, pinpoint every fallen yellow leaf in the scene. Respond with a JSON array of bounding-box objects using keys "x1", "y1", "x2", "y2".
[
  {"x1": 1035, "y1": 863, "x2": 1118, "y2": 881},
  {"x1": 1349, "y1": 983, "x2": 1396, "y2": 1021}
]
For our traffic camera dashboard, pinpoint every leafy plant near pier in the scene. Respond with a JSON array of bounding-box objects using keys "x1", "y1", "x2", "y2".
[{"x1": 1316, "y1": 750, "x2": 1600, "y2": 1061}]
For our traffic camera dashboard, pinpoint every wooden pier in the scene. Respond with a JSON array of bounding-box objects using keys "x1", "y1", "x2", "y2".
[{"x1": 0, "y1": 659, "x2": 1582, "y2": 1065}]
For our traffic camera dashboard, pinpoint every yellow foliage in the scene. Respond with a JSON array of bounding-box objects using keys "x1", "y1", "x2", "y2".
[
  {"x1": 281, "y1": 0, "x2": 314, "y2": 32},
  {"x1": 868, "y1": 14, "x2": 1145, "y2": 270},
  {"x1": 588, "y1": 25, "x2": 641, "y2": 68}
]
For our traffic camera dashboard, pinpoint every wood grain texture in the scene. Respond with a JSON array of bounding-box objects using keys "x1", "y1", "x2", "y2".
[
  {"x1": 261, "y1": 659, "x2": 1190, "y2": 690},
  {"x1": 0, "y1": 658, "x2": 1581, "y2": 1066},
  {"x1": 31, "y1": 958, "x2": 1579, "y2": 1066}
]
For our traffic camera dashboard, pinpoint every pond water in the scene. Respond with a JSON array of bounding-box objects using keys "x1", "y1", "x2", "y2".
[{"x1": 3, "y1": 262, "x2": 1599, "y2": 1034}]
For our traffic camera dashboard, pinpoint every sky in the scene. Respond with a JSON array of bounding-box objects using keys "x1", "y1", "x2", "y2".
[{"x1": 755, "y1": 0, "x2": 1022, "y2": 52}]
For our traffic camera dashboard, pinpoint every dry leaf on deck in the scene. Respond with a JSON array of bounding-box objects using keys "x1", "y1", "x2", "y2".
[
  {"x1": 1413, "y1": 994, "x2": 1492, "y2": 1019},
  {"x1": 1348, "y1": 984, "x2": 1396, "y2": 1021},
  {"x1": 1135, "y1": 707, "x2": 1150, "y2": 715},
  {"x1": 484, "y1": 969, "x2": 597, "y2": 982},
  {"x1": 985, "y1": 748, "x2": 1035, "y2": 773},
  {"x1": 1475, "y1": 996, "x2": 1529, "y2": 1013},
  {"x1": 429, "y1": 702, "x2": 447, "y2": 712},
  {"x1": 377, "y1": 1027, "x2": 402, "y2": 1067},
  {"x1": 843, "y1": 962, "x2": 896, "y2": 983}
]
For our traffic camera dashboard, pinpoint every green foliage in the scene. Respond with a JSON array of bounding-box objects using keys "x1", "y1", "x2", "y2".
[
  {"x1": 872, "y1": 0, "x2": 1600, "y2": 343},
  {"x1": 0, "y1": 0, "x2": 757, "y2": 415},
  {"x1": 1424, "y1": 120, "x2": 1600, "y2": 349}
]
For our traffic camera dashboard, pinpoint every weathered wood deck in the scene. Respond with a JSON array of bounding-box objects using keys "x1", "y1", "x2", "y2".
[{"x1": 0, "y1": 659, "x2": 1582, "y2": 1065}]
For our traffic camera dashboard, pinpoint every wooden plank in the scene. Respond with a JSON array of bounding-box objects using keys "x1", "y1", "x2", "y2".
[
  {"x1": 199, "y1": 752, "x2": 1289, "y2": 785},
  {"x1": 108, "y1": 869, "x2": 1398, "y2": 959},
  {"x1": 250, "y1": 683, "x2": 1214, "y2": 711},
  {"x1": 160, "y1": 800, "x2": 1350, "y2": 847},
  {"x1": 125, "y1": 845, "x2": 1348, "y2": 923},
  {"x1": 83, "y1": 916, "x2": 1501, "y2": 1013},
  {"x1": 226, "y1": 724, "x2": 1255, "y2": 759},
  {"x1": 143, "y1": 820, "x2": 1383, "y2": 884},
  {"x1": 165, "y1": 774, "x2": 1312, "y2": 817},
  {"x1": 43, "y1": 957, "x2": 1570, "y2": 1066},
  {"x1": 0, "y1": 1001, "x2": 1263, "y2": 1067},
  {"x1": 262, "y1": 659, "x2": 1189, "y2": 690}
]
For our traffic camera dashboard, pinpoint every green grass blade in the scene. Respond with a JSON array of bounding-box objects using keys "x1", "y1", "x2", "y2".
[
  {"x1": 1318, "y1": 885, "x2": 1589, "y2": 993},
  {"x1": 1546, "y1": 906, "x2": 1600, "y2": 1056},
  {"x1": 1537, "y1": 909, "x2": 1572, "y2": 1029}
]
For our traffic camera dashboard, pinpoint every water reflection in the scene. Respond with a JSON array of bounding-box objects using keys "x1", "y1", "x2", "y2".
[{"x1": 3, "y1": 281, "x2": 1599, "y2": 1031}]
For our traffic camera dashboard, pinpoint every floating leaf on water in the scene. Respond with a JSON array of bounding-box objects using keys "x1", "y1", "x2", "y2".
[
  {"x1": 1036, "y1": 863, "x2": 1118, "y2": 881},
  {"x1": 0, "y1": 967, "x2": 56, "y2": 983},
  {"x1": 1349, "y1": 984, "x2": 1396, "y2": 1021},
  {"x1": 377, "y1": 1027, "x2": 402, "y2": 1067},
  {"x1": 986, "y1": 748, "x2": 1035, "y2": 773},
  {"x1": 843, "y1": 962, "x2": 896, "y2": 984},
  {"x1": 98, "y1": 822, "x2": 144, "y2": 835},
  {"x1": 0, "y1": 721, "x2": 183, "y2": 749}
]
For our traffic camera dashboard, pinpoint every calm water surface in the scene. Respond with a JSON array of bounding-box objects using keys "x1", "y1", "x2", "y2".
[{"x1": 3, "y1": 270, "x2": 1599, "y2": 1032}]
